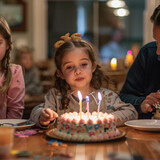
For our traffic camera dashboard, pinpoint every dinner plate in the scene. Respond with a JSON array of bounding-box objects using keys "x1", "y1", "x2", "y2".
[
  {"x1": 125, "y1": 120, "x2": 160, "y2": 131},
  {"x1": 46, "y1": 128, "x2": 125, "y2": 143},
  {"x1": 0, "y1": 119, "x2": 35, "y2": 130}
]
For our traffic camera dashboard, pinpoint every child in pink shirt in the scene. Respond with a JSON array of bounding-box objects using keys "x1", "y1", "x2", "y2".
[{"x1": 0, "y1": 16, "x2": 25, "y2": 119}]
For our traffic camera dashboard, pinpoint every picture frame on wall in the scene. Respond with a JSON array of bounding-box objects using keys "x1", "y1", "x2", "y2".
[{"x1": 0, "y1": 0, "x2": 26, "y2": 32}]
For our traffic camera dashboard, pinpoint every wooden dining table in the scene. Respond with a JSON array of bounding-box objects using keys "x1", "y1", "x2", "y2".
[{"x1": 3, "y1": 126, "x2": 160, "y2": 160}]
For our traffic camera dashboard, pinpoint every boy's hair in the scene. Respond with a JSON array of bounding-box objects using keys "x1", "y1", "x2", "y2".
[
  {"x1": 0, "y1": 16, "x2": 13, "y2": 93},
  {"x1": 54, "y1": 40, "x2": 109, "y2": 109},
  {"x1": 150, "y1": 5, "x2": 160, "y2": 25},
  {"x1": 14, "y1": 46, "x2": 33, "y2": 65}
]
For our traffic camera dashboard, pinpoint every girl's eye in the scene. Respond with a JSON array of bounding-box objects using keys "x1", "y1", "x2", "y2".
[
  {"x1": 81, "y1": 63, "x2": 87, "y2": 67},
  {"x1": 66, "y1": 65, "x2": 73, "y2": 70}
]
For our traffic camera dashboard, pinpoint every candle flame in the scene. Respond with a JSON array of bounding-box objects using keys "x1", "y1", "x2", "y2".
[
  {"x1": 86, "y1": 96, "x2": 89, "y2": 102},
  {"x1": 78, "y1": 91, "x2": 82, "y2": 101},
  {"x1": 98, "y1": 92, "x2": 102, "y2": 101},
  {"x1": 110, "y1": 58, "x2": 117, "y2": 65}
]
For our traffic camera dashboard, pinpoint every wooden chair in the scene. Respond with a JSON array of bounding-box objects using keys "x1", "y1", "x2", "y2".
[{"x1": 23, "y1": 94, "x2": 45, "y2": 119}]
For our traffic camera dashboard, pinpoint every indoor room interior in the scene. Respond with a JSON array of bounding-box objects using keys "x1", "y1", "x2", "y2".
[
  {"x1": 0, "y1": 0, "x2": 159, "y2": 118},
  {"x1": 1, "y1": 1, "x2": 160, "y2": 159}
]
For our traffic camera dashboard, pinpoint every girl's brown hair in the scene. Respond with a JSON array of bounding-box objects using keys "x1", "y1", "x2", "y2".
[
  {"x1": 54, "y1": 40, "x2": 109, "y2": 109},
  {"x1": 0, "y1": 16, "x2": 13, "y2": 93}
]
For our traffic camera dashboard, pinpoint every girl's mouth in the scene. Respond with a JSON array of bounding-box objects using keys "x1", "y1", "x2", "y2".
[{"x1": 75, "y1": 77, "x2": 84, "y2": 81}]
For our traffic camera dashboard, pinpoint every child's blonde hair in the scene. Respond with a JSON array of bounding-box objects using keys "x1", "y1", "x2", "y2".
[
  {"x1": 0, "y1": 16, "x2": 13, "y2": 93},
  {"x1": 14, "y1": 46, "x2": 33, "y2": 65},
  {"x1": 54, "y1": 39, "x2": 109, "y2": 109}
]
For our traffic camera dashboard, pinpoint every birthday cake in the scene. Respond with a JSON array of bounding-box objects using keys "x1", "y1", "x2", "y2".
[{"x1": 53, "y1": 112, "x2": 120, "y2": 141}]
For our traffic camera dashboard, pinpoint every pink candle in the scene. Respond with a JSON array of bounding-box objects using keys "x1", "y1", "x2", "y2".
[{"x1": 86, "y1": 96, "x2": 90, "y2": 118}]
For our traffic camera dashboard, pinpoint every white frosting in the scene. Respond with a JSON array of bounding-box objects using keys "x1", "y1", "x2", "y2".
[{"x1": 54, "y1": 112, "x2": 120, "y2": 141}]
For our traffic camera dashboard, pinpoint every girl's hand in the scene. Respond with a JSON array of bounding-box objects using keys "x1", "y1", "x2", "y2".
[
  {"x1": 39, "y1": 108, "x2": 58, "y2": 126},
  {"x1": 141, "y1": 92, "x2": 160, "y2": 113}
]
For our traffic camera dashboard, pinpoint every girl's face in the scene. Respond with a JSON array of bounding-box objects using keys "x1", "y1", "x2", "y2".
[
  {"x1": 0, "y1": 34, "x2": 8, "y2": 63},
  {"x1": 153, "y1": 24, "x2": 160, "y2": 55},
  {"x1": 58, "y1": 48, "x2": 97, "y2": 91}
]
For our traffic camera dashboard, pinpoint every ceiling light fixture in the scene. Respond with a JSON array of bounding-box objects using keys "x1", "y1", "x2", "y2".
[
  {"x1": 113, "y1": 8, "x2": 130, "y2": 17},
  {"x1": 106, "y1": 0, "x2": 126, "y2": 8}
]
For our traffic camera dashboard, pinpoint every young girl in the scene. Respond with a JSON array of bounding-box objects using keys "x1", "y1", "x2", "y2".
[
  {"x1": 30, "y1": 33, "x2": 138, "y2": 127},
  {"x1": 14, "y1": 46, "x2": 43, "y2": 95},
  {"x1": 0, "y1": 16, "x2": 25, "y2": 119}
]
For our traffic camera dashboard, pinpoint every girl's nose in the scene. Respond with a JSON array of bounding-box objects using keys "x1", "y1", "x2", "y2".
[{"x1": 74, "y1": 66, "x2": 81, "y2": 75}]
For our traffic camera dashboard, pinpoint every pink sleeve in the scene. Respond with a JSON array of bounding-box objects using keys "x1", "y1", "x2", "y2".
[{"x1": 7, "y1": 65, "x2": 25, "y2": 119}]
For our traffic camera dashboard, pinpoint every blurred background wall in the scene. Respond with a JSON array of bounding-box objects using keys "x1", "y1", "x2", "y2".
[{"x1": 0, "y1": 0, "x2": 160, "y2": 62}]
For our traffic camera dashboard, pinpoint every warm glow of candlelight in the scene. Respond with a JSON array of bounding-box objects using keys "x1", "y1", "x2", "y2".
[
  {"x1": 110, "y1": 58, "x2": 117, "y2": 70},
  {"x1": 125, "y1": 50, "x2": 134, "y2": 67},
  {"x1": 78, "y1": 91, "x2": 82, "y2": 119}
]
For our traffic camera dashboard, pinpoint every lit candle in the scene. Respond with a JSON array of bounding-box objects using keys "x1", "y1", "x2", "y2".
[
  {"x1": 110, "y1": 58, "x2": 117, "y2": 70},
  {"x1": 125, "y1": 50, "x2": 134, "y2": 67},
  {"x1": 78, "y1": 91, "x2": 82, "y2": 119},
  {"x1": 86, "y1": 96, "x2": 90, "y2": 118},
  {"x1": 97, "y1": 92, "x2": 102, "y2": 117}
]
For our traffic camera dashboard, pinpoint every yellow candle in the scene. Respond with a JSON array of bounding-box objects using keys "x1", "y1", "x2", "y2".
[
  {"x1": 79, "y1": 101, "x2": 82, "y2": 118},
  {"x1": 78, "y1": 91, "x2": 82, "y2": 119},
  {"x1": 110, "y1": 58, "x2": 117, "y2": 70}
]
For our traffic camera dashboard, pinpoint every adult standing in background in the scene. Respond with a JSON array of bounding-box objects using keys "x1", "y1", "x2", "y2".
[
  {"x1": 120, "y1": 5, "x2": 160, "y2": 119},
  {"x1": 100, "y1": 28, "x2": 127, "y2": 63}
]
